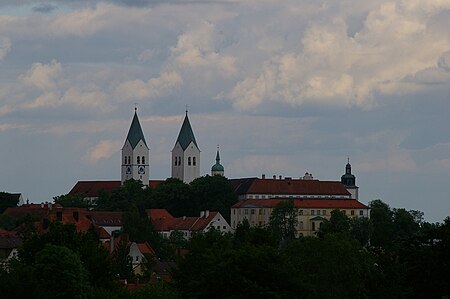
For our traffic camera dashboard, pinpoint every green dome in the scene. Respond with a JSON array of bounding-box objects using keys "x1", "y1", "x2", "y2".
[{"x1": 211, "y1": 163, "x2": 224, "y2": 172}]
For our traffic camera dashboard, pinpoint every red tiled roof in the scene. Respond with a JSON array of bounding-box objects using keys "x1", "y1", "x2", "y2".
[
  {"x1": 232, "y1": 199, "x2": 369, "y2": 209},
  {"x1": 3, "y1": 203, "x2": 62, "y2": 219},
  {"x1": 230, "y1": 178, "x2": 350, "y2": 196},
  {"x1": 147, "y1": 209, "x2": 176, "y2": 231},
  {"x1": 69, "y1": 180, "x2": 164, "y2": 197},
  {"x1": 137, "y1": 242, "x2": 156, "y2": 257},
  {"x1": 170, "y1": 212, "x2": 219, "y2": 231},
  {"x1": 83, "y1": 211, "x2": 123, "y2": 227}
]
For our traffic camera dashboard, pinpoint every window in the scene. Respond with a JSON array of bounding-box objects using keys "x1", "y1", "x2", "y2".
[
  {"x1": 142, "y1": 156, "x2": 145, "y2": 164},
  {"x1": 223, "y1": 226, "x2": 226, "y2": 229},
  {"x1": 359, "y1": 210, "x2": 364, "y2": 216},
  {"x1": 124, "y1": 157, "x2": 127, "y2": 164},
  {"x1": 342, "y1": 210, "x2": 346, "y2": 215},
  {"x1": 311, "y1": 210, "x2": 315, "y2": 215},
  {"x1": 217, "y1": 225, "x2": 220, "y2": 229},
  {"x1": 136, "y1": 256, "x2": 139, "y2": 261},
  {"x1": 188, "y1": 157, "x2": 191, "y2": 166},
  {"x1": 299, "y1": 221, "x2": 304, "y2": 229},
  {"x1": 233, "y1": 209, "x2": 236, "y2": 215},
  {"x1": 351, "y1": 210, "x2": 355, "y2": 216},
  {"x1": 251, "y1": 209, "x2": 255, "y2": 215},
  {"x1": 312, "y1": 222, "x2": 316, "y2": 231},
  {"x1": 259, "y1": 209, "x2": 262, "y2": 215},
  {"x1": 193, "y1": 157, "x2": 196, "y2": 166},
  {"x1": 322, "y1": 210, "x2": 326, "y2": 216},
  {"x1": 244, "y1": 209, "x2": 248, "y2": 215},
  {"x1": 317, "y1": 210, "x2": 321, "y2": 215},
  {"x1": 137, "y1": 156, "x2": 140, "y2": 164},
  {"x1": 174, "y1": 157, "x2": 177, "y2": 166},
  {"x1": 299, "y1": 209, "x2": 303, "y2": 215}
]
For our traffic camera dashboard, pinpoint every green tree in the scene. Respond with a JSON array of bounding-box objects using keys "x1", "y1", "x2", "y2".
[
  {"x1": 96, "y1": 179, "x2": 153, "y2": 211},
  {"x1": 189, "y1": 175, "x2": 238, "y2": 222},
  {"x1": 152, "y1": 178, "x2": 192, "y2": 217},
  {"x1": 369, "y1": 199, "x2": 395, "y2": 247},
  {"x1": 32, "y1": 244, "x2": 90, "y2": 299},
  {"x1": 350, "y1": 216, "x2": 373, "y2": 246},
  {"x1": 269, "y1": 200, "x2": 298, "y2": 244},
  {"x1": 318, "y1": 209, "x2": 350, "y2": 237},
  {"x1": 112, "y1": 236, "x2": 133, "y2": 280},
  {"x1": 53, "y1": 194, "x2": 89, "y2": 208}
]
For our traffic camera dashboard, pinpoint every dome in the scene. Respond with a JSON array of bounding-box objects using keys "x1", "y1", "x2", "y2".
[{"x1": 211, "y1": 163, "x2": 224, "y2": 172}]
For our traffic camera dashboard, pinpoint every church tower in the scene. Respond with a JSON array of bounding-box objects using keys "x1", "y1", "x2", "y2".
[
  {"x1": 171, "y1": 110, "x2": 200, "y2": 183},
  {"x1": 211, "y1": 145, "x2": 224, "y2": 176},
  {"x1": 341, "y1": 158, "x2": 358, "y2": 199},
  {"x1": 121, "y1": 108, "x2": 149, "y2": 185}
]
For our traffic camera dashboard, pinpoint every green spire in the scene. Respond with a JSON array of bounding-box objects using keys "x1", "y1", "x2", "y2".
[
  {"x1": 126, "y1": 109, "x2": 147, "y2": 149},
  {"x1": 176, "y1": 110, "x2": 198, "y2": 150},
  {"x1": 211, "y1": 145, "x2": 224, "y2": 172}
]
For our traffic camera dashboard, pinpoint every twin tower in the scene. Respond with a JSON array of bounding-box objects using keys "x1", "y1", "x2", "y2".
[{"x1": 121, "y1": 109, "x2": 221, "y2": 185}]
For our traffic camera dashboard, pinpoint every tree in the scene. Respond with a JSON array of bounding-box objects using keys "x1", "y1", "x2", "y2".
[
  {"x1": 369, "y1": 199, "x2": 395, "y2": 248},
  {"x1": 53, "y1": 194, "x2": 88, "y2": 208},
  {"x1": 96, "y1": 179, "x2": 153, "y2": 211},
  {"x1": 112, "y1": 237, "x2": 133, "y2": 280},
  {"x1": 0, "y1": 192, "x2": 19, "y2": 213},
  {"x1": 318, "y1": 209, "x2": 350, "y2": 237},
  {"x1": 189, "y1": 175, "x2": 238, "y2": 222},
  {"x1": 152, "y1": 178, "x2": 192, "y2": 217},
  {"x1": 269, "y1": 200, "x2": 298, "y2": 244},
  {"x1": 32, "y1": 244, "x2": 90, "y2": 299}
]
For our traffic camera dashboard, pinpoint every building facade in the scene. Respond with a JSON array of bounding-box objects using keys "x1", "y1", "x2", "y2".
[
  {"x1": 171, "y1": 111, "x2": 200, "y2": 183},
  {"x1": 121, "y1": 109, "x2": 149, "y2": 185}
]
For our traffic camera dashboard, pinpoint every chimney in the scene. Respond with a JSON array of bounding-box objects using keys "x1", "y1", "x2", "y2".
[
  {"x1": 279, "y1": 175, "x2": 282, "y2": 180},
  {"x1": 200, "y1": 211, "x2": 205, "y2": 218},
  {"x1": 41, "y1": 203, "x2": 44, "y2": 208},
  {"x1": 273, "y1": 175, "x2": 276, "y2": 179},
  {"x1": 205, "y1": 210, "x2": 210, "y2": 218},
  {"x1": 48, "y1": 203, "x2": 52, "y2": 210},
  {"x1": 73, "y1": 211, "x2": 79, "y2": 222},
  {"x1": 56, "y1": 211, "x2": 62, "y2": 221},
  {"x1": 262, "y1": 174, "x2": 265, "y2": 179}
]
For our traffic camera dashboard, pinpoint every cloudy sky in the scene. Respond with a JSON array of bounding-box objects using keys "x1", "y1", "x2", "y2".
[{"x1": 1, "y1": 0, "x2": 450, "y2": 222}]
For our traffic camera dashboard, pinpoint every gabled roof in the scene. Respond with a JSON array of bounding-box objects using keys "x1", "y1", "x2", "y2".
[
  {"x1": 175, "y1": 112, "x2": 198, "y2": 150},
  {"x1": 147, "y1": 209, "x2": 176, "y2": 231},
  {"x1": 232, "y1": 198, "x2": 369, "y2": 209},
  {"x1": 170, "y1": 211, "x2": 219, "y2": 231},
  {"x1": 230, "y1": 178, "x2": 350, "y2": 196},
  {"x1": 125, "y1": 111, "x2": 147, "y2": 149},
  {"x1": 136, "y1": 242, "x2": 156, "y2": 257}
]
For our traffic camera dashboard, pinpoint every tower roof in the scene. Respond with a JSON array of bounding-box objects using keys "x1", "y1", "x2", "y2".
[
  {"x1": 176, "y1": 111, "x2": 198, "y2": 150},
  {"x1": 126, "y1": 110, "x2": 147, "y2": 149},
  {"x1": 211, "y1": 147, "x2": 224, "y2": 172}
]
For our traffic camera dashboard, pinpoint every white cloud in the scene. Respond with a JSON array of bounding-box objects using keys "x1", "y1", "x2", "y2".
[
  {"x1": 84, "y1": 139, "x2": 122, "y2": 163},
  {"x1": 20, "y1": 60, "x2": 62, "y2": 91}
]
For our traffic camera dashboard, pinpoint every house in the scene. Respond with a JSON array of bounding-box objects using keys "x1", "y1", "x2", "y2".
[
  {"x1": 147, "y1": 209, "x2": 232, "y2": 239},
  {"x1": 231, "y1": 198, "x2": 369, "y2": 236}
]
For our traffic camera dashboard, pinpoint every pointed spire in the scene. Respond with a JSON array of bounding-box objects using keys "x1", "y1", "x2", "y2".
[
  {"x1": 176, "y1": 110, "x2": 198, "y2": 150},
  {"x1": 216, "y1": 145, "x2": 221, "y2": 163},
  {"x1": 126, "y1": 109, "x2": 147, "y2": 149}
]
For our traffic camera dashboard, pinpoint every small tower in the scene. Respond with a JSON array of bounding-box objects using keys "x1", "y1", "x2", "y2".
[
  {"x1": 171, "y1": 110, "x2": 200, "y2": 183},
  {"x1": 341, "y1": 157, "x2": 358, "y2": 199},
  {"x1": 211, "y1": 145, "x2": 224, "y2": 176},
  {"x1": 121, "y1": 108, "x2": 149, "y2": 185}
]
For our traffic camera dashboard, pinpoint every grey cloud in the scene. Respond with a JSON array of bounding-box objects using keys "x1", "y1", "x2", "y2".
[
  {"x1": 32, "y1": 3, "x2": 58, "y2": 13},
  {"x1": 437, "y1": 51, "x2": 450, "y2": 72}
]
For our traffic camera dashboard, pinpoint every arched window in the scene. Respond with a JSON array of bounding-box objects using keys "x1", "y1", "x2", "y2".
[
  {"x1": 142, "y1": 156, "x2": 145, "y2": 164},
  {"x1": 127, "y1": 156, "x2": 131, "y2": 164},
  {"x1": 188, "y1": 157, "x2": 191, "y2": 166},
  {"x1": 174, "y1": 157, "x2": 177, "y2": 166},
  {"x1": 193, "y1": 157, "x2": 196, "y2": 166},
  {"x1": 137, "y1": 156, "x2": 140, "y2": 164},
  {"x1": 124, "y1": 157, "x2": 127, "y2": 164}
]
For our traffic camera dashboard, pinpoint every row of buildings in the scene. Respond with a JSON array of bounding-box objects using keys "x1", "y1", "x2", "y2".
[{"x1": 69, "y1": 109, "x2": 369, "y2": 237}]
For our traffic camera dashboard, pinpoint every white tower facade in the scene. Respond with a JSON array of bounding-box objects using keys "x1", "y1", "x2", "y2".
[
  {"x1": 121, "y1": 109, "x2": 149, "y2": 185},
  {"x1": 171, "y1": 111, "x2": 200, "y2": 183}
]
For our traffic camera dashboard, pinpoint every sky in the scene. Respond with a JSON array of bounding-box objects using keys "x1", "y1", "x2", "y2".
[{"x1": 1, "y1": 0, "x2": 450, "y2": 222}]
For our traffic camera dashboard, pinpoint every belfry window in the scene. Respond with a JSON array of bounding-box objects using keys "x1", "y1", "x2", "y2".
[
  {"x1": 193, "y1": 157, "x2": 196, "y2": 166},
  {"x1": 124, "y1": 157, "x2": 127, "y2": 164},
  {"x1": 174, "y1": 157, "x2": 177, "y2": 166},
  {"x1": 188, "y1": 157, "x2": 191, "y2": 166},
  {"x1": 142, "y1": 156, "x2": 145, "y2": 164},
  {"x1": 137, "y1": 156, "x2": 140, "y2": 164}
]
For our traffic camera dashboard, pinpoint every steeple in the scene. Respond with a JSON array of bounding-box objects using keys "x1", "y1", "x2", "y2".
[
  {"x1": 126, "y1": 108, "x2": 147, "y2": 149},
  {"x1": 211, "y1": 145, "x2": 224, "y2": 176},
  {"x1": 340, "y1": 157, "x2": 358, "y2": 199},
  {"x1": 175, "y1": 110, "x2": 198, "y2": 150},
  {"x1": 171, "y1": 109, "x2": 200, "y2": 183},
  {"x1": 121, "y1": 108, "x2": 149, "y2": 185}
]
